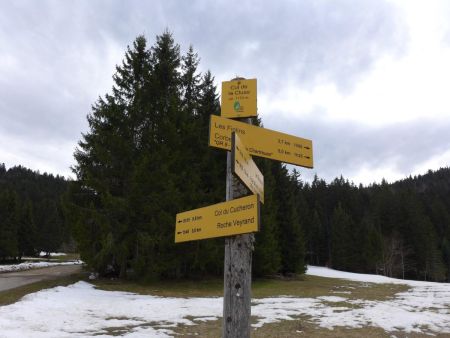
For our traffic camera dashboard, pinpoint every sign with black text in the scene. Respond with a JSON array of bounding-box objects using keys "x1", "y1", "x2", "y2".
[
  {"x1": 175, "y1": 195, "x2": 260, "y2": 243},
  {"x1": 209, "y1": 115, "x2": 313, "y2": 168},
  {"x1": 221, "y1": 79, "x2": 257, "y2": 118}
]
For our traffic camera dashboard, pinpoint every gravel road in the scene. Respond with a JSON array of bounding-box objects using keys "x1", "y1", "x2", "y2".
[{"x1": 0, "y1": 265, "x2": 82, "y2": 292}]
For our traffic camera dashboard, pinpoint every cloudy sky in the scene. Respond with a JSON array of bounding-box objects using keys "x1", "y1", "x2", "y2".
[{"x1": 1, "y1": 0, "x2": 450, "y2": 185}]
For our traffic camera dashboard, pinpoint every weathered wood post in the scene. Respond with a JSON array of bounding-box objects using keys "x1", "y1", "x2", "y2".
[{"x1": 223, "y1": 109, "x2": 253, "y2": 337}]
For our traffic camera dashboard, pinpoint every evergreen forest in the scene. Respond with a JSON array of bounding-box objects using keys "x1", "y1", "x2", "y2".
[
  {"x1": 2, "y1": 32, "x2": 450, "y2": 282},
  {"x1": 0, "y1": 164, "x2": 71, "y2": 260}
]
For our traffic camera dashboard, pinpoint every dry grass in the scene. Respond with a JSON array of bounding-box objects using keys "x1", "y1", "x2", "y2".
[
  {"x1": 92, "y1": 274, "x2": 408, "y2": 302},
  {"x1": 171, "y1": 317, "x2": 391, "y2": 338},
  {"x1": 92, "y1": 277, "x2": 223, "y2": 298},
  {"x1": 171, "y1": 316, "x2": 448, "y2": 338},
  {"x1": 252, "y1": 275, "x2": 408, "y2": 301}
]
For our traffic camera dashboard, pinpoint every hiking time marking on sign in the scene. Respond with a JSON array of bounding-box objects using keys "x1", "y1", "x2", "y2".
[
  {"x1": 175, "y1": 194, "x2": 260, "y2": 243},
  {"x1": 209, "y1": 114, "x2": 313, "y2": 168}
]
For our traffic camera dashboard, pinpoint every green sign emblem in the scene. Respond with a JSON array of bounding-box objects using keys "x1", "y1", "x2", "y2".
[{"x1": 233, "y1": 101, "x2": 241, "y2": 111}]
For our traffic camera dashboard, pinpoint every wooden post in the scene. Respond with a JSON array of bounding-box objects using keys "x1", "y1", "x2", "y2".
[{"x1": 223, "y1": 116, "x2": 254, "y2": 338}]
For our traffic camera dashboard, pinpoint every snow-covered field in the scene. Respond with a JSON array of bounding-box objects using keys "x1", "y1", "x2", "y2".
[
  {"x1": 0, "y1": 266, "x2": 449, "y2": 337},
  {"x1": 0, "y1": 260, "x2": 83, "y2": 273}
]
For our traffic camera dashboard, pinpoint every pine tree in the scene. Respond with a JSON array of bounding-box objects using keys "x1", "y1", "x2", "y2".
[
  {"x1": 196, "y1": 71, "x2": 226, "y2": 204},
  {"x1": 38, "y1": 199, "x2": 63, "y2": 255},
  {"x1": 17, "y1": 199, "x2": 37, "y2": 258},
  {"x1": 72, "y1": 35, "x2": 153, "y2": 277},
  {"x1": 181, "y1": 45, "x2": 201, "y2": 116},
  {"x1": 271, "y1": 163, "x2": 306, "y2": 274},
  {"x1": 442, "y1": 238, "x2": 450, "y2": 282},
  {"x1": 253, "y1": 159, "x2": 281, "y2": 276},
  {"x1": 0, "y1": 189, "x2": 19, "y2": 260},
  {"x1": 177, "y1": 69, "x2": 226, "y2": 278},
  {"x1": 138, "y1": 31, "x2": 183, "y2": 279},
  {"x1": 188, "y1": 70, "x2": 225, "y2": 277},
  {"x1": 358, "y1": 215, "x2": 382, "y2": 273},
  {"x1": 308, "y1": 208, "x2": 327, "y2": 265},
  {"x1": 330, "y1": 203, "x2": 355, "y2": 271}
]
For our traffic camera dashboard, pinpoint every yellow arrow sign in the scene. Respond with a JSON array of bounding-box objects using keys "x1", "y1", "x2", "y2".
[
  {"x1": 231, "y1": 132, "x2": 264, "y2": 203},
  {"x1": 221, "y1": 79, "x2": 257, "y2": 118},
  {"x1": 209, "y1": 115, "x2": 313, "y2": 168},
  {"x1": 175, "y1": 195, "x2": 260, "y2": 243}
]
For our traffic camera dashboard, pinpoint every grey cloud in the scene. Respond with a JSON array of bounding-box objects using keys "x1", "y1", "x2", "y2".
[
  {"x1": 0, "y1": 0, "x2": 409, "y2": 177},
  {"x1": 165, "y1": 0, "x2": 408, "y2": 93},
  {"x1": 11, "y1": 0, "x2": 405, "y2": 91},
  {"x1": 265, "y1": 114, "x2": 450, "y2": 184}
]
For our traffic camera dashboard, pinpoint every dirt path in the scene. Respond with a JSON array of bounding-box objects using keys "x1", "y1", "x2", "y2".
[{"x1": 0, "y1": 265, "x2": 82, "y2": 292}]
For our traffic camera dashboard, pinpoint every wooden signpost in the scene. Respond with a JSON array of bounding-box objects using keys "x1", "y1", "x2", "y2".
[{"x1": 175, "y1": 77, "x2": 313, "y2": 338}]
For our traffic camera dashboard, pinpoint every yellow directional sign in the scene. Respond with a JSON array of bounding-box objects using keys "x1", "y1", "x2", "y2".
[
  {"x1": 231, "y1": 132, "x2": 264, "y2": 204},
  {"x1": 175, "y1": 195, "x2": 260, "y2": 243},
  {"x1": 209, "y1": 115, "x2": 313, "y2": 168},
  {"x1": 221, "y1": 79, "x2": 257, "y2": 118}
]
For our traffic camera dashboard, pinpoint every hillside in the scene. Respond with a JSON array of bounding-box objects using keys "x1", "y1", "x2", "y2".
[
  {"x1": 0, "y1": 164, "x2": 72, "y2": 260},
  {"x1": 302, "y1": 167, "x2": 450, "y2": 282}
]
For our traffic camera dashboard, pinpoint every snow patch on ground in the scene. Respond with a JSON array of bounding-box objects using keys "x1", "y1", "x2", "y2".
[
  {"x1": 306, "y1": 265, "x2": 440, "y2": 287},
  {"x1": 317, "y1": 295, "x2": 347, "y2": 302},
  {"x1": 0, "y1": 266, "x2": 448, "y2": 337},
  {"x1": 0, "y1": 282, "x2": 220, "y2": 338},
  {"x1": 252, "y1": 285, "x2": 450, "y2": 333},
  {"x1": 0, "y1": 260, "x2": 83, "y2": 273},
  {"x1": 39, "y1": 252, "x2": 67, "y2": 257}
]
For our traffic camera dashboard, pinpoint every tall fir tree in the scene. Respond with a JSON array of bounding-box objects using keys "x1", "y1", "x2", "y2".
[
  {"x1": 253, "y1": 159, "x2": 281, "y2": 276},
  {"x1": 272, "y1": 163, "x2": 306, "y2": 274},
  {"x1": 0, "y1": 189, "x2": 18, "y2": 260},
  {"x1": 330, "y1": 203, "x2": 355, "y2": 271},
  {"x1": 72, "y1": 35, "x2": 153, "y2": 277},
  {"x1": 17, "y1": 199, "x2": 37, "y2": 258}
]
